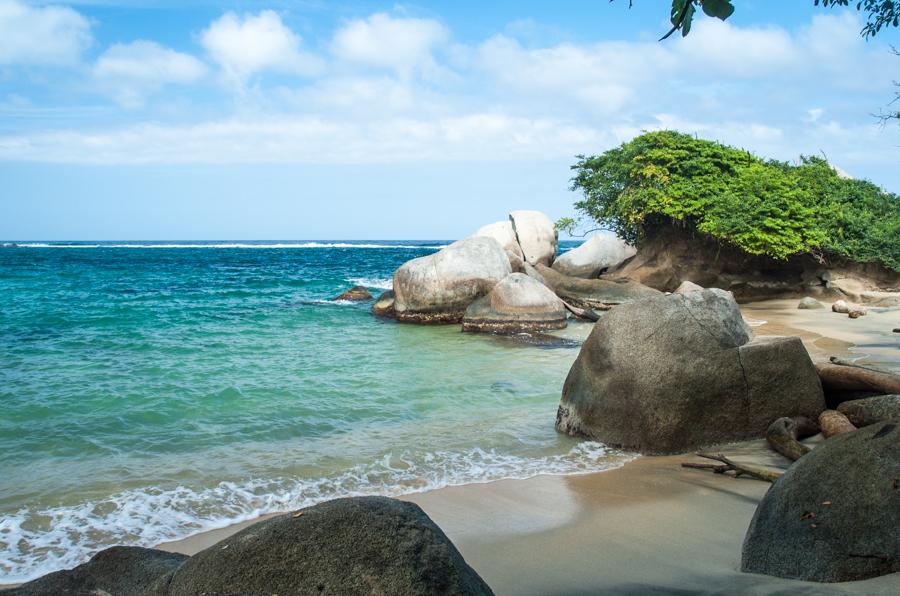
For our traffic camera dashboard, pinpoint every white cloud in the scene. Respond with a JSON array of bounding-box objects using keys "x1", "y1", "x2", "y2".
[
  {"x1": 475, "y1": 35, "x2": 670, "y2": 113},
  {"x1": 200, "y1": 10, "x2": 322, "y2": 85},
  {"x1": 93, "y1": 41, "x2": 207, "y2": 107},
  {"x1": 0, "y1": 7, "x2": 897, "y2": 190},
  {"x1": 0, "y1": 0, "x2": 91, "y2": 66},
  {"x1": 332, "y1": 13, "x2": 448, "y2": 78},
  {"x1": 0, "y1": 114, "x2": 606, "y2": 164}
]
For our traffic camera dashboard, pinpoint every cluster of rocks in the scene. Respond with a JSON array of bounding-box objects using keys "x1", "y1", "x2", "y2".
[
  {"x1": 552, "y1": 280, "x2": 900, "y2": 583},
  {"x1": 797, "y1": 296, "x2": 869, "y2": 318},
  {"x1": 10, "y1": 497, "x2": 493, "y2": 596},
  {"x1": 370, "y1": 210, "x2": 654, "y2": 334}
]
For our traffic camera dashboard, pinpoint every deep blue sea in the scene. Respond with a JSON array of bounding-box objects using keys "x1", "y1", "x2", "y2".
[{"x1": 0, "y1": 240, "x2": 624, "y2": 583}]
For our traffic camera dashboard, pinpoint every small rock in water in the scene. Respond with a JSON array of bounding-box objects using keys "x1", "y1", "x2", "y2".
[
  {"x1": 334, "y1": 285, "x2": 374, "y2": 301},
  {"x1": 832, "y1": 300, "x2": 850, "y2": 314},
  {"x1": 847, "y1": 306, "x2": 867, "y2": 319},
  {"x1": 372, "y1": 290, "x2": 395, "y2": 317},
  {"x1": 797, "y1": 296, "x2": 824, "y2": 310}
]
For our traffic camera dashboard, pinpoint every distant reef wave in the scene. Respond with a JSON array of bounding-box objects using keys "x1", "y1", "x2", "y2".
[{"x1": 8, "y1": 242, "x2": 447, "y2": 249}]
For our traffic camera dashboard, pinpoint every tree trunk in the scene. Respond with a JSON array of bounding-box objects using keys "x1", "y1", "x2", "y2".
[
  {"x1": 816, "y1": 362, "x2": 900, "y2": 395},
  {"x1": 819, "y1": 409, "x2": 857, "y2": 438}
]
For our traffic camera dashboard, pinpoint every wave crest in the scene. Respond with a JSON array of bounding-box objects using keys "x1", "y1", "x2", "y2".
[{"x1": 0, "y1": 442, "x2": 629, "y2": 583}]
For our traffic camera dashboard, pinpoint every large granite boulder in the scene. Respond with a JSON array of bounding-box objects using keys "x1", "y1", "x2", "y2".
[
  {"x1": 10, "y1": 546, "x2": 187, "y2": 596},
  {"x1": 552, "y1": 234, "x2": 636, "y2": 278},
  {"x1": 742, "y1": 421, "x2": 900, "y2": 582},
  {"x1": 163, "y1": 496, "x2": 493, "y2": 596},
  {"x1": 509, "y1": 210, "x2": 557, "y2": 267},
  {"x1": 472, "y1": 220, "x2": 525, "y2": 272},
  {"x1": 393, "y1": 237, "x2": 511, "y2": 323},
  {"x1": 462, "y1": 273, "x2": 567, "y2": 333},
  {"x1": 533, "y1": 263, "x2": 661, "y2": 309},
  {"x1": 556, "y1": 289, "x2": 825, "y2": 454}
]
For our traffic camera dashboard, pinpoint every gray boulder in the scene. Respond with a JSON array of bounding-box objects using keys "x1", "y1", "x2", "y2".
[
  {"x1": 462, "y1": 273, "x2": 567, "y2": 333},
  {"x1": 742, "y1": 421, "x2": 900, "y2": 582},
  {"x1": 163, "y1": 496, "x2": 493, "y2": 596},
  {"x1": 393, "y1": 237, "x2": 511, "y2": 323},
  {"x1": 551, "y1": 234, "x2": 636, "y2": 278},
  {"x1": 673, "y1": 280, "x2": 704, "y2": 295},
  {"x1": 472, "y1": 220, "x2": 525, "y2": 272},
  {"x1": 798, "y1": 296, "x2": 825, "y2": 309},
  {"x1": 556, "y1": 289, "x2": 825, "y2": 454},
  {"x1": 534, "y1": 263, "x2": 661, "y2": 309},
  {"x1": 837, "y1": 394, "x2": 900, "y2": 427},
  {"x1": 10, "y1": 546, "x2": 187, "y2": 596},
  {"x1": 509, "y1": 210, "x2": 557, "y2": 266}
]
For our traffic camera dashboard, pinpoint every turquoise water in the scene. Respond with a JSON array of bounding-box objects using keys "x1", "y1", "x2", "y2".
[{"x1": 0, "y1": 241, "x2": 622, "y2": 583}]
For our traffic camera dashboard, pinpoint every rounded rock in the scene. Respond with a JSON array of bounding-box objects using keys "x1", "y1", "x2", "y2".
[
  {"x1": 741, "y1": 422, "x2": 900, "y2": 582},
  {"x1": 165, "y1": 496, "x2": 493, "y2": 596},
  {"x1": 462, "y1": 273, "x2": 567, "y2": 333},
  {"x1": 551, "y1": 234, "x2": 636, "y2": 278},
  {"x1": 393, "y1": 237, "x2": 511, "y2": 324}
]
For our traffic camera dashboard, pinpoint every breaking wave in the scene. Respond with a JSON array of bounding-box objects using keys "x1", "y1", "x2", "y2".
[{"x1": 0, "y1": 442, "x2": 630, "y2": 583}]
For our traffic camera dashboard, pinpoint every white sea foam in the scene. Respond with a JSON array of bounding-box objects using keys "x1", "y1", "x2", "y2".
[
  {"x1": 309, "y1": 299, "x2": 358, "y2": 306},
  {"x1": 7, "y1": 243, "x2": 447, "y2": 250},
  {"x1": 0, "y1": 442, "x2": 630, "y2": 583},
  {"x1": 347, "y1": 277, "x2": 393, "y2": 290}
]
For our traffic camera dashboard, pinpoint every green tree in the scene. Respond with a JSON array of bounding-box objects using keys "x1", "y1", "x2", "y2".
[
  {"x1": 634, "y1": 1, "x2": 899, "y2": 40},
  {"x1": 565, "y1": 131, "x2": 900, "y2": 270}
]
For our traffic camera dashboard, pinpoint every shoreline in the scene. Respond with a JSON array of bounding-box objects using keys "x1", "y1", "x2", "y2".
[
  {"x1": 155, "y1": 442, "x2": 897, "y2": 594},
  {"x1": 4, "y1": 298, "x2": 898, "y2": 591}
]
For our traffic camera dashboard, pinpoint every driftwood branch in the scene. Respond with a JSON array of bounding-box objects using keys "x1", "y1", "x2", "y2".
[
  {"x1": 681, "y1": 453, "x2": 782, "y2": 483},
  {"x1": 766, "y1": 417, "x2": 816, "y2": 461},
  {"x1": 819, "y1": 409, "x2": 857, "y2": 438},
  {"x1": 562, "y1": 300, "x2": 600, "y2": 322}
]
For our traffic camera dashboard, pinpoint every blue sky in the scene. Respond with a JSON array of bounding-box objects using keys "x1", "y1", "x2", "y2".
[{"x1": 1, "y1": 0, "x2": 899, "y2": 240}]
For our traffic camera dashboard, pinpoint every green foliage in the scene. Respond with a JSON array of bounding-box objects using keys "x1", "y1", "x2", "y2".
[
  {"x1": 627, "y1": 1, "x2": 898, "y2": 40},
  {"x1": 569, "y1": 131, "x2": 900, "y2": 270},
  {"x1": 814, "y1": 1, "x2": 900, "y2": 38}
]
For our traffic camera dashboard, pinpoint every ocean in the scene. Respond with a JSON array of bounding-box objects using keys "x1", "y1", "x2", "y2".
[{"x1": 0, "y1": 241, "x2": 626, "y2": 583}]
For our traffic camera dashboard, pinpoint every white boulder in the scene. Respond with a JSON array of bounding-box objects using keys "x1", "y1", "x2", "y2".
[
  {"x1": 471, "y1": 221, "x2": 525, "y2": 272},
  {"x1": 392, "y1": 237, "x2": 512, "y2": 323},
  {"x1": 509, "y1": 210, "x2": 558, "y2": 267},
  {"x1": 552, "y1": 234, "x2": 637, "y2": 278}
]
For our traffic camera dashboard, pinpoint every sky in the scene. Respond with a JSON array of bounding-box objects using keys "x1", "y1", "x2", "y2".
[{"x1": 1, "y1": 0, "x2": 899, "y2": 240}]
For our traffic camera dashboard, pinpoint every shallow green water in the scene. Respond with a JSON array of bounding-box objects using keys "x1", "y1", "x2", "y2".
[{"x1": 0, "y1": 241, "x2": 621, "y2": 582}]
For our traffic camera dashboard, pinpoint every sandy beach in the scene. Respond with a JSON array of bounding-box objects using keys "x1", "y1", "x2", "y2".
[
  {"x1": 158, "y1": 440, "x2": 898, "y2": 595},
  {"x1": 151, "y1": 300, "x2": 900, "y2": 595}
]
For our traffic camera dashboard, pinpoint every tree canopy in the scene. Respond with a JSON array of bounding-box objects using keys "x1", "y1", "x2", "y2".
[
  {"x1": 644, "y1": 1, "x2": 899, "y2": 40},
  {"x1": 565, "y1": 131, "x2": 900, "y2": 271}
]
